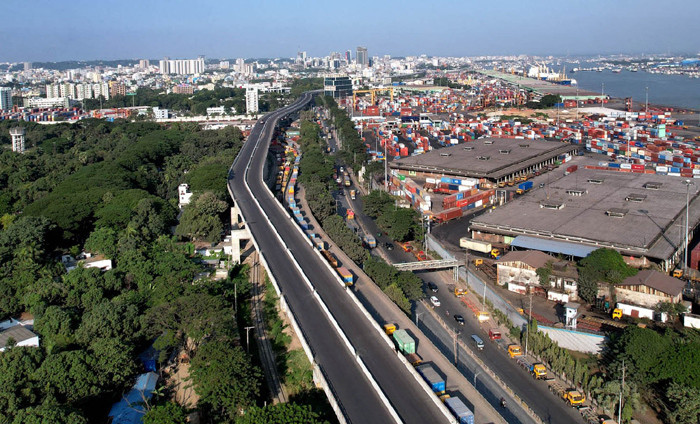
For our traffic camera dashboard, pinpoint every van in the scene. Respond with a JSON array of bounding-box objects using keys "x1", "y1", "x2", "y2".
[{"x1": 471, "y1": 335, "x2": 484, "y2": 350}]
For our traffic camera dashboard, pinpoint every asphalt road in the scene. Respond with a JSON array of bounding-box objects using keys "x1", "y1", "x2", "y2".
[
  {"x1": 336, "y1": 183, "x2": 586, "y2": 424},
  {"x1": 229, "y1": 94, "x2": 450, "y2": 424}
]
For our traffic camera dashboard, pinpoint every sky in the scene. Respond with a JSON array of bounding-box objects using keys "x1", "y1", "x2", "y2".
[{"x1": 2, "y1": 0, "x2": 698, "y2": 62}]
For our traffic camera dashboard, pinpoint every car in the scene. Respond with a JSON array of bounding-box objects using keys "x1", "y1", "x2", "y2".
[
  {"x1": 427, "y1": 282, "x2": 438, "y2": 292},
  {"x1": 338, "y1": 189, "x2": 344, "y2": 195},
  {"x1": 385, "y1": 242, "x2": 394, "y2": 250},
  {"x1": 454, "y1": 314, "x2": 465, "y2": 325},
  {"x1": 429, "y1": 296, "x2": 441, "y2": 307}
]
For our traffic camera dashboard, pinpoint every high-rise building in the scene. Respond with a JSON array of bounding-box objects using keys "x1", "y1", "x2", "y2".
[
  {"x1": 245, "y1": 87, "x2": 259, "y2": 114},
  {"x1": 356, "y1": 47, "x2": 368, "y2": 68},
  {"x1": 323, "y1": 76, "x2": 353, "y2": 99},
  {"x1": 139, "y1": 59, "x2": 150, "y2": 69},
  {"x1": 109, "y1": 82, "x2": 127, "y2": 97},
  {"x1": 23, "y1": 62, "x2": 32, "y2": 71},
  {"x1": 10, "y1": 127, "x2": 25, "y2": 153},
  {"x1": 159, "y1": 56, "x2": 205, "y2": 75},
  {"x1": 345, "y1": 50, "x2": 352, "y2": 62},
  {"x1": 0, "y1": 87, "x2": 13, "y2": 110},
  {"x1": 219, "y1": 60, "x2": 230, "y2": 69}
]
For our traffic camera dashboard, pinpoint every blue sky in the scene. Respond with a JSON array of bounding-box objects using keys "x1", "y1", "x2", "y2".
[{"x1": 2, "y1": 0, "x2": 698, "y2": 61}]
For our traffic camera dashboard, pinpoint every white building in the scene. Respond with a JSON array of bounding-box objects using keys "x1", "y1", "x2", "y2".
[
  {"x1": 152, "y1": 107, "x2": 169, "y2": 119},
  {"x1": 0, "y1": 324, "x2": 39, "y2": 352},
  {"x1": 178, "y1": 184, "x2": 193, "y2": 208},
  {"x1": 24, "y1": 97, "x2": 70, "y2": 109},
  {"x1": 206, "y1": 106, "x2": 225, "y2": 116},
  {"x1": 46, "y1": 82, "x2": 109, "y2": 100},
  {"x1": 246, "y1": 87, "x2": 259, "y2": 114},
  {"x1": 159, "y1": 56, "x2": 205, "y2": 75},
  {"x1": 10, "y1": 127, "x2": 25, "y2": 153},
  {"x1": 0, "y1": 87, "x2": 12, "y2": 110}
]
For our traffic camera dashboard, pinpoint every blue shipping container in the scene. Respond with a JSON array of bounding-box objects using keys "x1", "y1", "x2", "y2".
[
  {"x1": 444, "y1": 397, "x2": 475, "y2": 424},
  {"x1": 416, "y1": 364, "x2": 445, "y2": 394}
]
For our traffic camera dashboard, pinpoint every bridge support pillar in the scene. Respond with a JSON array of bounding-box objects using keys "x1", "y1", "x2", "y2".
[{"x1": 230, "y1": 203, "x2": 251, "y2": 264}]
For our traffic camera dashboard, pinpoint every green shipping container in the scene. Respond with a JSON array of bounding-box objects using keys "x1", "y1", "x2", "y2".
[{"x1": 392, "y1": 329, "x2": 415, "y2": 354}]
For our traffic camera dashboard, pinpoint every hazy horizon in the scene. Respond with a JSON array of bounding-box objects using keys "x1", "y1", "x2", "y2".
[{"x1": 2, "y1": 0, "x2": 698, "y2": 62}]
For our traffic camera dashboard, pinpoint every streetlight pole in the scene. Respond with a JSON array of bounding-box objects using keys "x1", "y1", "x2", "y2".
[
  {"x1": 525, "y1": 290, "x2": 533, "y2": 355},
  {"x1": 645, "y1": 86, "x2": 649, "y2": 114},
  {"x1": 415, "y1": 311, "x2": 424, "y2": 326},
  {"x1": 684, "y1": 180, "x2": 694, "y2": 272}
]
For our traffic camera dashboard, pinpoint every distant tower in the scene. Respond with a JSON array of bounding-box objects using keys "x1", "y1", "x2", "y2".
[{"x1": 10, "y1": 127, "x2": 26, "y2": 153}]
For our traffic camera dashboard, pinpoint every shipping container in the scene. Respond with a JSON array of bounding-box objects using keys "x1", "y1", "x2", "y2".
[
  {"x1": 444, "y1": 397, "x2": 475, "y2": 424},
  {"x1": 416, "y1": 363, "x2": 445, "y2": 394},
  {"x1": 336, "y1": 267, "x2": 353, "y2": 286},
  {"x1": 392, "y1": 329, "x2": 416, "y2": 355}
]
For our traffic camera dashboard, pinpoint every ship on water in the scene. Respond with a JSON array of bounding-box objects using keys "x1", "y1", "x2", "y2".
[{"x1": 526, "y1": 64, "x2": 577, "y2": 85}]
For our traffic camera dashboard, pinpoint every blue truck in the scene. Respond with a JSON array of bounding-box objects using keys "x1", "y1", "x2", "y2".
[
  {"x1": 516, "y1": 181, "x2": 533, "y2": 195},
  {"x1": 445, "y1": 397, "x2": 475, "y2": 424},
  {"x1": 416, "y1": 363, "x2": 445, "y2": 394}
]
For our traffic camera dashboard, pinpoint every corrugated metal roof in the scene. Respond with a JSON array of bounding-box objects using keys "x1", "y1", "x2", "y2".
[{"x1": 511, "y1": 235, "x2": 596, "y2": 258}]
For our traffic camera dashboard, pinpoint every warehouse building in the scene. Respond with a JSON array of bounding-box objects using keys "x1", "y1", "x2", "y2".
[
  {"x1": 389, "y1": 138, "x2": 580, "y2": 187},
  {"x1": 469, "y1": 166, "x2": 700, "y2": 271}
]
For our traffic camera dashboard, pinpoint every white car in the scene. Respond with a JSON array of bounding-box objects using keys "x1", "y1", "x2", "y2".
[{"x1": 430, "y1": 296, "x2": 441, "y2": 307}]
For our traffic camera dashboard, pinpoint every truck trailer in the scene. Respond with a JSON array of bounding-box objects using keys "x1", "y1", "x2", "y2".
[{"x1": 416, "y1": 363, "x2": 446, "y2": 394}]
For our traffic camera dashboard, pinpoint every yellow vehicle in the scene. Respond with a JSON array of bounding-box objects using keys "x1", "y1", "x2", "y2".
[
  {"x1": 474, "y1": 258, "x2": 483, "y2": 266},
  {"x1": 454, "y1": 287, "x2": 468, "y2": 297},
  {"x1": 476, "y1": 311, "x2": 490, "y2": 321},
  {"x1": 498, "y1": 181, "x2": 506, "y2": 188},
  {"x1": 490, "y1": 248, "x2": 501, "y2": 259},
  {"x1": 383, "y1": 323, "x2": 396, "y2": 335},
  {"x1": 508, "y1": 344, "x2": 523, "y2": 358},
  {"x1": 612, "y1": 308, "x2": 622, "y2": 320},
  {"x1": 439, "y1": 394, "x2": 451, "y2": 403},
  {"x1": 672, "y1": 268, "x2": 683, "y2": 278},
  {"x1": 531, "y1": 363, "x2": 547, "y2": 380},
  {"x1": 562, "y1": 389, "x2": 586, "y2": 407},
  {"x1": 507, "y1": 180, "x2": 515, "y2": 187},
  {"x1": 405, "y1": 352, "x2": 422, "y2": 367}
]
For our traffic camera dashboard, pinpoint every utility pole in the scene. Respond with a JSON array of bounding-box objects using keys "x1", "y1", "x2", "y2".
[
  {"x1": 618, "y1": 359, "x2": 626, "y2": 422},
  {"x1": 244, "y1": 326, "x2": 255, "y2": 353},
  {"x1": 685, "y1": 180, "x2": 694, "y2": 272},
  {"x1": 525, "y1": 290, "x2": 533, "y2": 355},
  {"x1": 645, "y1": 86, "x2": 649, "y2": 114},
  {"x1": 384, "y1": 139, "x2": 388, "y2": 192},
  {"x1": 453, "y1": 330, "x2": 460, "y2": 365}
]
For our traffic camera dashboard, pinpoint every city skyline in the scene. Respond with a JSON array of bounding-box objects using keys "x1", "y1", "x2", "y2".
[{"x1": 1, "y1": 0, "x2": 698, "y2": 62}]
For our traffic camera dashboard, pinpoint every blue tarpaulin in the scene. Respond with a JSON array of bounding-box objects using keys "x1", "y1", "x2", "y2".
[
  {"x1": 108, "y1": 372, "x2": 159, "y2": 424},
  {"x1": 510, "y1": 235, "x2": 596, "y2": 258}
]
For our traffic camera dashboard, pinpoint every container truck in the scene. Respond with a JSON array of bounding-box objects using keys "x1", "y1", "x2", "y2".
[
  {"x1": 350, "y1": 189, "x2": 356, "y2": 200},
  {"x1": 516, "y1": 181, "x2": 533, "y2": 195},
  {"x1": 444, "y1": 397, "x2": 475, "y2": 424},
  {"x1": 459, "y1": 238, "x2": 492, "y2": 254},
  {"x1": 321, "y1": 250, "x2": 339, "y2": 268},
  {"x1": 405, "y1": 352, "x2": 422, "y2": 367},
  {"x1": 392, "y1": 329, "x2": 416, "y2": 355},
  {"x1": 346, "y1": 209, "x2": 355, "y2": 220},
  {"x1": 564, "y1": 165, "x2": 578, "y2": 175},
  {"x1": 336, "y1": 267, "x2": 353, "y2": 286},
  {"x1": 508, "y1": 344, "x2": 523, "y2": 358},
  {"x1": 416, "y1": 363, "x2": 446, "y2": 394},
  {"x1": 383, "y1": 323, "x2": 396, "y2": 335}
]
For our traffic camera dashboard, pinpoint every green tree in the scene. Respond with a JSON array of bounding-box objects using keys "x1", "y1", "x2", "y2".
[
  {"x1": 176, "y1": 192, "x2": 228, "y2": 242},
  {"x1": 536, "y1": 261, "x2": 553, "y2": 287},
  {"x1": 74, "y1": 300, "x2": 140, "y2": 346},
  {"x1": 189, "y1": 341, "x2": 262, "y2": 420},
  {"x1": 35, "y1": 350, "x2": 103, "y2": 404},
  {"x1": 0, "y1": 347, "x2": 45, "y2": 419},
  {"x1": 143, "y1": 402, "x2": 188, "y2": 424},
  {"x1": 665, "y1": 382, "x2": 700, "y2": 424},
  {"x1": 33, "y1": 306, "x2": 77, "y2": 352},
  {"x1": 384, "y1": 284, "x2": 411, "y2": 314},
  {"x1": 577, "y1": 248, "x2": 637, "y2": 302},
  {"x1": 235, "y1": 402, "x2": 324, "y2": 424},
  {"x1": 83, "y1": 227, "x2": 118, "y2": 258},
  {"x1": 11, "y1": 403, "x2": 88, "y2": 424}
]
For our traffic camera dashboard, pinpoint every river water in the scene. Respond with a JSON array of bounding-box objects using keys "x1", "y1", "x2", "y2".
[{"x1": 571, "y1": 69, "x2": 700, "y2": 110}]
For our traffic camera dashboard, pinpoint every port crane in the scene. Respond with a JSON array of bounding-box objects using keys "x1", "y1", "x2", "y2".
[{"x1": 352, "y1": 87, "x2": 394, "y2": 107}]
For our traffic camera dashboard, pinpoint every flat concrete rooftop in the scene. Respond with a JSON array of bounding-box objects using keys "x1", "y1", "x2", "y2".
[
  {"x1": 470, "y1": 166, "x2": 700, "y2": 261},
  {"x1": 390, "y1": 138, "x2": 579, "y2": 180}
]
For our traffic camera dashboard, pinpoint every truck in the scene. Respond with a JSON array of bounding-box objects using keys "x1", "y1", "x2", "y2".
[
  {"x1": 416, "y1": 363, "x2": 446, "y2": 395},
  {"x1": 414, "y1": 250, "x2": 428, "y2": 261},
  {"x1": 516, "y1": 181, "x2": 533, "y2": 195},
  {"x1": 346, "y1": 209, "x2": 355, "y2": 220},
  {"x1": 453, "y1": 286, "x2": 468, "y2": 297},
  {"x1": 364, "y1": 234, "x2": 377, "y2": 249},
  {"x1": 459, "y1": 238, "x2": 492, "y2": 254},
  {"x1": 490, "y1": 248, "x2": 501, "y2": 259},
  {"x1": 392, "y1": 329, "x2": 416, "y2": 354},
  {"x1": 562, "y1": 389, "x2": 586, "y2": 407},
  {"x1": 336, "y1": 266, "x2": 353, "y2": 286},
  {"x1": 405, "y1": 352, "x2": 423, "y2": 367},
  {"x1": 344, "y1": 176, "x2": 351, "y2": 187},
  {"x1": 350, "y1": 189, "x2": 356, "y2": 200},
  {"x1": 383, "y1": 323, "x2": 396, "y2": 335},
  {"x1": 488, "y1": 329, "x2": 501, "y2": 340},
  {"x1": 529, "y1": 363, "x2": 547, "y2": 379},
  {"x1": 321, "y1": 250, "x2": 339, "y2": 268},
  {"x1": 508, "y1": 344, "x2": 523, "y2": 358},
  {"x1": 444, "y1": 397, "x2": 475, "y2": 424},
  {"x1": 564, "y1": 165, "x2": 578, "y2": 175}
]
